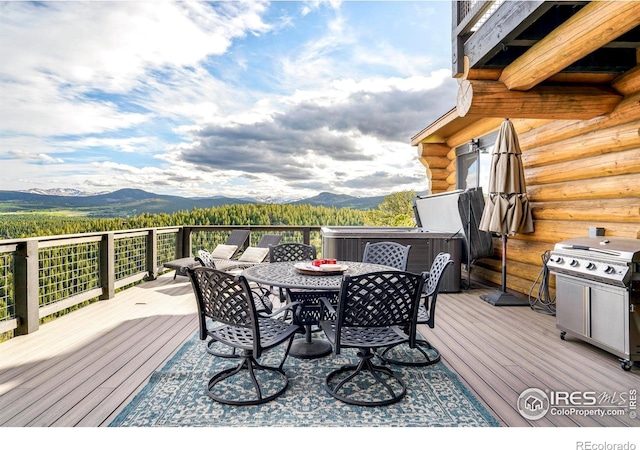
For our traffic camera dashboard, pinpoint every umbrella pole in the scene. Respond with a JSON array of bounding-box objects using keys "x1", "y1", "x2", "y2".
[
  {"x1": 480, "y1": 233, "x2": 530, "y2": 307},
  {"x1": 501, "y1": 235, "x2": 507, "y2": 292}
]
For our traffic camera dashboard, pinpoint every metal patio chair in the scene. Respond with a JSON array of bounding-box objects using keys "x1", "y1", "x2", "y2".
[
  {"x1": 269, "y1": 242, "x2": 316, "y2": 263},
  {"x1": 187, "y1": 266, "x2": 299, "y2": 405},
  {"x1": 362, "y1": 241, "x2": 411, "y2": 270},
  {"x1": 319, "y1": 270, "x2": 427, "y2": 406},
  {"x1": 379, "y1": 252, "x2": 453, "y2": 366},
  {"x1": 268, "y1": 242, "x2": 317, "y2": 302}
]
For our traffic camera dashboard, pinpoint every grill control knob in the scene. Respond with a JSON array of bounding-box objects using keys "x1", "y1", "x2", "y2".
[
  {"x1": 586, "y1": 262, "x2": 596, "y2": 270},
  {"x1": 550, "y1": 256, "x2": 564, "y2": 264},
  {"x1": 570, "y1": 259, "x2": 579, "y2": 267},
  {"x1": 604, "y1": 265, "x2": 616, "y2": 274}
]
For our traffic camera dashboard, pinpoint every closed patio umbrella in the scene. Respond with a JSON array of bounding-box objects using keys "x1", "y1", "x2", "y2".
[{"x1": 478, "y1": 119, "x2": 534, "y2": 306}]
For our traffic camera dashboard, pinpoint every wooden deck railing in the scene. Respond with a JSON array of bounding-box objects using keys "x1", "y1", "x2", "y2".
[
  {"x1": 451, "y1": 0, "x2": 502, "y2": 76},
  {"x1": 0, "y1": 225, "x2": 322, "y2": 338}
]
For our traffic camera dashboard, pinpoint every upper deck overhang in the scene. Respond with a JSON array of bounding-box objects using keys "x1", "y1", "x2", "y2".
[{"x1": 413, "y1": 1, "x2": 640, "y2": 147}]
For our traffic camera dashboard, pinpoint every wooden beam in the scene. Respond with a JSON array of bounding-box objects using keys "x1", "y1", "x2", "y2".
[
  {"x1": 499, "y1": 2, "x2": 640, "y2": 91},
  {"x1": 462, "y1": 53, "x2": 619, "y2": 86},
  {"x1": 446, "y1": 117, "x2": 504, "y2": 148},
  {"x1": 525, "y1": 148, "x2": 640, "y2": 185},
  {"x1": 613, "y1": 65, "x2": 640, "y2": 96},
  {"x1": 514, "y1": 218, "x2": 640, "y2": 242},
  {"x1": 518, "y1": 92, "x2": 640, "y2": 150},
  {"x1": 457, "y1": 80, "x2": 622, "y2": 119},
  {"x1": 532, "y1": 199, "x2": 640, "y2": 223},
  {"x1": 462, "y1": 56, "x2": 502, "y2": 81},
  {"x1": 522, "y1": 121, "x2": 640, "y2": 168},
  {"x1": 430, "y1": 179, "x2": 450, "y2": 193},
  {"x1": 417, "y1": 143, "x2": 450, "y2": 158},
  {"x1": 422, "y1": 156, "x2": 451, "y2": 170},
  {"x1": 527, "y1": 173, "x2": 640, "y2": 202}
]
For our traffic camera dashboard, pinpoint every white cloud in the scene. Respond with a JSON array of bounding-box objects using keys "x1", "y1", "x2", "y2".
[{"x1": 0, "y1": 1, "x2": 455, "y2": 200}]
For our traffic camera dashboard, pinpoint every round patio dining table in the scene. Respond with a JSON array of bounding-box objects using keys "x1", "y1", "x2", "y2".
[{"x1": 242, "y1": 260, "x2": 397, "y2": 358}]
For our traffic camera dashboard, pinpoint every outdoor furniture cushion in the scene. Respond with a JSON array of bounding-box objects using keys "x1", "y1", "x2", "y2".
[
  {"x1": 238, "y1": 246, "x2": 270, "y2": 263},
  {"x1": 210, "y1": 244, "x2": 238, "y2": 259}
]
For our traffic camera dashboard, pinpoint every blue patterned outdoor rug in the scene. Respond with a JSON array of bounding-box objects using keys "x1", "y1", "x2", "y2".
[{"x1": 110, "y1": 334, "x2": 500, "y2": 427}]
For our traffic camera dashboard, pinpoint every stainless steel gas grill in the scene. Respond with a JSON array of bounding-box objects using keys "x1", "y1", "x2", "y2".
[{"x1": 547, "y1": 237, "x2": 640, "y2": 370}]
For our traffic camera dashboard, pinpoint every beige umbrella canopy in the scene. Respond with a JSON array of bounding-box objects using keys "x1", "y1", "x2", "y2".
[
  {"x1": 479, "y1": 118, "x2": 534, "y2": 235},
  {"x1": 479, "y1": 119, "x2": 534, "y2": 306}
]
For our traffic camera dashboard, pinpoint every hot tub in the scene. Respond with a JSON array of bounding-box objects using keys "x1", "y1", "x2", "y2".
[{"x1": 321, "y1": 226, "x2": 462, "y2": 292}]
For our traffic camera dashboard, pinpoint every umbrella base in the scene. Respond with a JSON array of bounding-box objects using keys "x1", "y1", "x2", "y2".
[{"x1": 481, "y1": 291, "x2": 530, "y2": 307}]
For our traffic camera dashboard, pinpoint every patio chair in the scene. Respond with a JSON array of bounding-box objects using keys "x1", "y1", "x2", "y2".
[
  {"x1": 319, "y1": 270, "x2": 427, "y2": 406},
  {"x1": 269, "y1": 242, "x2": 316, "y2": 262},
  {"x1": 187, "y1": 266, "x2": 300, "y2": 405},
  {"x1": 379, "y1": 252, "x2": 453, "y2": 367},
  {"x1": 362, "y1": 241, "x2": 411, "y2": 270},
  {"x1": 269, "y1": 242, "x2": 317, "y2": 305},
  {"x1": 197, "y1": 234, "x2": 283, "y2": 312}
]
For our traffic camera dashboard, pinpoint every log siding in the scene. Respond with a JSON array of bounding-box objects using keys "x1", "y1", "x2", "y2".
[{"x1": 415, "y1": 65, "x2": 640, "y2": 299}]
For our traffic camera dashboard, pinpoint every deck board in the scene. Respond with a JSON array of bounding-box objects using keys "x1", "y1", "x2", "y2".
[
  {"x1": 0, "y1": 273, "x2": 638, "y2": 427},
  {"x1": 424, "y1": 288, "x2": 639, "y2": 427}
]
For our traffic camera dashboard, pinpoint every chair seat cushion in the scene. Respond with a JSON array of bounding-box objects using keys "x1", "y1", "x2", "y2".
[
  {"x1": 238, "y1": 246, "x2": 269, "y2": 262},
  {"x1": 211, "y1": 244, "x2": 238, "y2": 259}
]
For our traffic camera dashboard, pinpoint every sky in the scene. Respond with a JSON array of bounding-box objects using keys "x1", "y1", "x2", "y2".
[{"x1": 0, "y1": 0, "x2": 459, "y2": 202}]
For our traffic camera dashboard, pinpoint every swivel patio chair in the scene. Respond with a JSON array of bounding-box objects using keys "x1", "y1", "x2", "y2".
[
  {"x1": 268, "y1": 242, "x2": 317, "y2": 303},
  {"x1": 379, "y1": 252, "x2": 453, "y2": 367},
  {"x1": 319, "y1": 270, "x2": 427, "y2": 406},
  {"x1": 362, "y1": 241, "x2": 411, "y2": 270},
  {"x1": 187, "y1": 266, "x2": 299, "y2": 405},
  {"x1": 269, "y1": 242, "x2": 316, "y2": 263}
]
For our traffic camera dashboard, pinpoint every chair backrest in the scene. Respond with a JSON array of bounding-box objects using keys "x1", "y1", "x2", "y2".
[
  {"x1": 255, "y1": 234, "x2": 282, "y2": 248},
  {"x1": 422, "y1": 252, "x2": 453, "y2": 328},
  {"x1": 269, "y1": 242, "x2": 316, "y2": 262},
  {"x1": 225, "y1": 230, "x2": 251, "y2": 252},
  {"x1": 333, "y1": 271, "x2": 426, "y2": 353},
  {"x1": 187, "y1": 266, "x2": 263, "y2": 356},
  {"x1": 361, "y1": 241, "x2": 411, "y2": 270}
]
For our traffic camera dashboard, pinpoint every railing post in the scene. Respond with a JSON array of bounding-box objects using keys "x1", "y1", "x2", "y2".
[
  {"x1": 181, "y1": 227, "x2": 193, "y2": 258},
  {"x1": 302, "y1": 227, "x2": 311, "y2": 245},
  {"x1": 147, "y1": 229, "x2": 158, "y2": 280},
  {"x1": 100, "y1": 233, "x2": 115, "y2": 300},
  {"x1": 14, "y1": 240, "x2": 39, "y2": 335}
]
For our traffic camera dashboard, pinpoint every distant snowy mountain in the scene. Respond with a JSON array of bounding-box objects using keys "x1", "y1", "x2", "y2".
[
  {"x1": 22, "y1": 188, "x2": 108, "y2": 197},
  {"x1": 0, "y1": 188, "x2": 391, "y2": 215}
]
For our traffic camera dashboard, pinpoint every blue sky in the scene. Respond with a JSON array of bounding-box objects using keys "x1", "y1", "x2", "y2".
[{"x1": 0, "y1": 1, "x2": 458, "y2": 201}]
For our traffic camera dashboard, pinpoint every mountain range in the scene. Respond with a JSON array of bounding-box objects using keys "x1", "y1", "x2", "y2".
[{"x1": 0, "y1": 188, "x2": 390, "y2": 216}]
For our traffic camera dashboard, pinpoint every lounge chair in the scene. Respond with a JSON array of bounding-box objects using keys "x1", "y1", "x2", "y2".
[
  {"x1": 163, "y1": 229, "x2": 250, "y2": 279},
  {"x1": 197, "y1": 233, "x2": 282, "y2": 273}
]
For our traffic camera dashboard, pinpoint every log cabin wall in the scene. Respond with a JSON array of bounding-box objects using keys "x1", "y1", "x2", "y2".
[
  {"x1": 415, "y1": 1, "x2": 640, "y2": 298},
  {"x1": 459, "y1": 69, "x2": 640, "y2": 298}
]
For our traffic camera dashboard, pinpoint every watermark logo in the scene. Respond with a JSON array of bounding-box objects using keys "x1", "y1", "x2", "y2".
[
  {"x1": 517, "y1": 388, "x2": 550, "y2": 420},
  {"x1": 517, "y1": 388, "x2": 637, "y2": 420}
]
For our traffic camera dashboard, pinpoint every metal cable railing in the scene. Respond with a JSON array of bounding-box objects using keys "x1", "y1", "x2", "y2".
[{"x1": 0, "y1": 225, "x2": 322, "y2": 340}]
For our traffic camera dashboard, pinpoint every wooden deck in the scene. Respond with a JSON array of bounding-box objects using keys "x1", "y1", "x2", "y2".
[{"x1": 0, "y1": 272, "x2": 638, "y2": 427}]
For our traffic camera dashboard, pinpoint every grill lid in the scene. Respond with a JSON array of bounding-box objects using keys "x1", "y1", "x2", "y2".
[
  {"x1": 548, "y1": 237, "x2": 640, "y2": 287},
  {"x1": 553, "y1": 237, "x2": 640, "y2": 262}
]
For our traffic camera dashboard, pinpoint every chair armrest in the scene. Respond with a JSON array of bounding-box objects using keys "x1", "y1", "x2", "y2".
[
  {"x1": 318, "y1": 296, "x2": 337, "y2": 322},
  {"x1": 260, "y1": 301, "x2": 303, "y2": 322}
]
